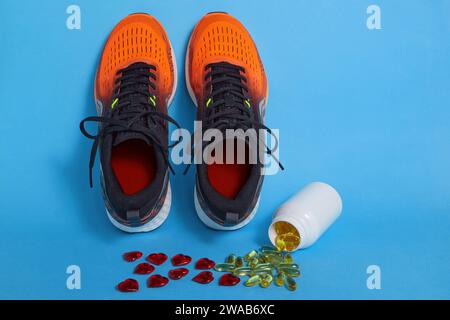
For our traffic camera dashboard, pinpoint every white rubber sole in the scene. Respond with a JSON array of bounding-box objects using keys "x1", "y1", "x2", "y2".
[
  {"x1": 106, "y1": 183, "x2": 172, "y2": 233},
  {"x1": 194, "y1": 187, "x2": 260, "y2": 231}
]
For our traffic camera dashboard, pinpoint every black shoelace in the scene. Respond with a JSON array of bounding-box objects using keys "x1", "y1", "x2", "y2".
[
  {"x1": 80, "y1": 62, "x2": 181, "y2": 187},
  {"x1": 183, "y1": 62, "x2": 284, "y2": 173}
]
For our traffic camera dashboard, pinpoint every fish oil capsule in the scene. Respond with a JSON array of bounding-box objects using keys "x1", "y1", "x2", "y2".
[
  {"x1": 252, "y1": 265, "x2": 273, "y2": 274},
  {"x1": 260, "y1": 274, "x2": 273, "y2": 288},
  {"x1": 274, "y1": 220, "x2": 292, "y2": 234},
  {"x1": 254, "y1": 263, "x2": 271, "y2": 269},
  {"x1": 233, "y1": 267, "x2": 252, "y2": 276},
  {"x1": 281, "y1": 233, "x2": 301, "y2": 251},
  {"x1": 275, "y1": 229, "x2": 300, "y2": 252},
  {"x1": 244, "y1": 250, "x2": 258, "y2": 262},
  {"x1": 280, "y1": 267, "x2": 300, "y2": 278},
  {"x1": 250, "y1": 268, "x2": 272, "y2": 275},
  {"x1": 275, "y1": 235, "x2": 286, "y2": 251},
  {"x1": 226, "y1": 254, "x2": 236, "y2": 265},
  {"x1": 283, "y1": 253, "x2": 294, "y2": 264},
  {"x1": 267, "y1": 254, "x2": 282, "y2": 266},
  {"x1": 249, "y1": 257, "x2": 259, "y2": 269},
  {"x1": 260, "y1": 245, "x2": 278, "y2": 252},
  {"x1": 260, "y1": 253, "x2": 271, "y2": 263},
  {"x1": 278, "y1": 263, "x2": 299, "y2": 270},
  {"x1": 275, "y1": 272, "x2": 285, "y2": 286},
  {"x1": 264, "y1": 250, "x2": 282, "y2": 257},
  {"x1": 285, "y1": 276, "x2": 297, "y2": 291},
  {"x1": 214, "y1": 263, "x2": 235, "y2": 272},
  {"x1": 235, "y1": 256, "x2": 244, "y2": 267},
  {"x1": 260, "y1": 246, "x2": 280, "y2": 254},
  {"x1": 259, "y1": 255, "x2": 269, "y2": 263},
  {"x1": 263, "y1": 249, "x2": 282, "y2": 256},
  {"x1": 244, "y1": 275, "x2": 261, "y2": 287}
]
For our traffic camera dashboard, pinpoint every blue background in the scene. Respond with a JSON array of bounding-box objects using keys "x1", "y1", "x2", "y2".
[{"x1": 1, "y1": 0, "x2": 449, "y2": 300}]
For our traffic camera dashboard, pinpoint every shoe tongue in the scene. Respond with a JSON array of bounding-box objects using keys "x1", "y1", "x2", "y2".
[
  {"x1": 113, "y1": 132, "x2": 151, "y2": 147},
  {"x1": 210, "y1": 63, "x2": 246, "y2": 121},
  {"x1": 111, "y1": 95, "x2": 152, "y2": 147},
  {"x1": 112, "y1": 62, "x2": 154, "y2": 147}
]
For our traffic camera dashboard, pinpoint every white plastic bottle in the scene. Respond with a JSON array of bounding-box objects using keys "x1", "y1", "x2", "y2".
[{"x1": 268, "y1": 182, "x2": 343, "y2": 251}]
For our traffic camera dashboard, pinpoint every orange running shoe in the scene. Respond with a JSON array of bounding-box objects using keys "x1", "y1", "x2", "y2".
[
  {"x1": 80, "y1": 13, "x2": 179, "y2": 232},
  {"x1": 186, "y1": 12, "x2": 278, "y2": 230}
]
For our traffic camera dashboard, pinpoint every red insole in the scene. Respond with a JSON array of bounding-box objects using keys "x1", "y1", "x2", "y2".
[
  {"x1": 111, "y1": 139, "x2": 156, "y2": 195},
  {"x1": 206, "y1": 143, "x2": 251, "y2": 199}
]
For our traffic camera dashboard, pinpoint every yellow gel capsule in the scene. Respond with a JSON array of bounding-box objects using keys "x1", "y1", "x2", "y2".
[
  {"x1": 244, "y1": 250, "x2": 258, "y2": 262},
  {"x1": 260, "y1": 245, "x2": 278, "y2": 252},
  {"x1": 260, "y1": 274, "x2": 273, "y2": 288},
  {"x1": 283, "y1": 253, "x2": 294, "y2": 264},
  {"x1": 244, "y1": 275, "x2": 261, "y2": 287},
  {"x1": 285, "y1": 276, "x2": 297, "y2": 291},
  {"x1": 275, "y1": 235, "x2": 286, "y2": 251},
  {"x1": 274, "y1": 221, "x2": 288, "y2": 233},
  {"x1": 259, "y1": 255, "x2": 269, "y2": 263},
  {"x1": 274, "y1": 221, "x2": 299, "y2": 236},
  {"x1": 261, "y1": 246, "x2": 280, "y2": 254},
  {"x1": 267, "y1": 254, "x2": 282, "y2": 266},
  {"x1": 214, "y1": 263, "x2": 235, "y2": 272},
  {"x1": 262, "y1": 250, "x2": 282, "y2": 258},
  {"x1": 249, "y1": 257, "x2": 259, "y2": 269},
  {"x1": 255, "y1": 263, "x2": 271, "y2": 269},
  {"x1": 283, "y1": 234, "x2": 301, "y2": 251},
  {"x1": 280, "y1": 267, "x2": 300, "y2": 278},
  {"x1": 251, "y1": 268, "x2": 272, "y2": 276},
  {"x1": 226, "y1": 254, "x2": 236, "y2": 264},
  {"x1": 278, "y1": 263, "x2": 299, "y2": 270},
  {"x1": 235, "y1": 256, "x2": 244, "y2": 267},
  {"x1": 274, "y1": 221, "x2": 301, "y2": 251},
  {"x1": 233, "y1": 267, "x2": 252, "y2": 276},
  {"x1": 251, "y1": 271, "x2": 266, "y2": 276},
  {"x1": 275, "y1": 272, "x2": 285, "y2": 286}
]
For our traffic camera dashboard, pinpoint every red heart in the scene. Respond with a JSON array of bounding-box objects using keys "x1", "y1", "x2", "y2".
[
  {"x1": 192, "y1": 271, "x2": 214, "y2": 284},
  {"x1": 147, "y1": 274, "x2": 169, "y2": 288},
  {"x1": 146, "y1": 253, "x2": 168, "y2": 265},
  {"x1": 123, "y1": 251, "x2": 143, "y2": 262},
  {"x1": 117, "y1": 278, "x2": 139, "y2": 292},
  {"x1": 171, "y1": 254, "x2": 192, "y2": 266},
  {"x1": 195, "y1": 258, "x2": 216, "y2": 270},
  {"x1": 168, "y1": 268, "x2": 189, "y2": 280},
  {"x1": 219, "y1": 274, "x2": 240, "y2": 286},
  {"x1": 134, "y1": 263, "x2": 155, "y2": 275}
]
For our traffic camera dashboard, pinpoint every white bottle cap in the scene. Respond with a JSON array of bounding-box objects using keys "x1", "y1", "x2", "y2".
[{"x1": 268, "y1": 182, "x2": 342, "y2": 251}]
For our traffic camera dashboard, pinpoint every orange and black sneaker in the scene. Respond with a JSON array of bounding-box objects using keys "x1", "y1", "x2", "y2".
[
  {"x1": 80, "y1": 13, "x2": 179, "y2": 232},
  {"x1": 186, "y1": 12, "x2": 282, "y2": 230}
]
